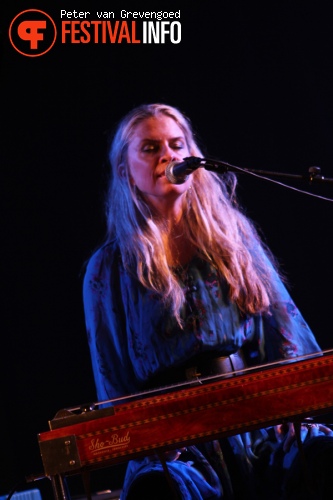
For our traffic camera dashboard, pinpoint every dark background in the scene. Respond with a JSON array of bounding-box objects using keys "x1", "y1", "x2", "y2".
[{"x1": 1, "y1": 1, "x2": 333, "y2": 498}]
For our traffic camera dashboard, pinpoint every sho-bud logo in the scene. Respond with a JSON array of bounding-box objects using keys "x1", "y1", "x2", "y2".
[{"x1": 9, "y1": 9, "x2": 57, "y2": 57}]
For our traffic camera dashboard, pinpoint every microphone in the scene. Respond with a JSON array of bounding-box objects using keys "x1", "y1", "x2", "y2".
[{"x1": 165, "y1": 156, "x2": 203, "y2": 184}]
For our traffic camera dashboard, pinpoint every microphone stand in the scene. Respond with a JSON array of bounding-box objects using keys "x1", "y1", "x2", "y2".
[{"x1": 185, "y1": 156, "x2": 333, "y2": 185}]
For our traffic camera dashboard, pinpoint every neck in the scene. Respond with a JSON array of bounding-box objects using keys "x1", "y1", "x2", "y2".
[
  {"x1": 144, "y1": 190, "x2": 186, "y2": 222},
  {"x1": 143, "y1": 193, "x2": 195, "y2": 267},
  {"x1": 160, "y1": 216, "x2": 196, "y2": 268}
]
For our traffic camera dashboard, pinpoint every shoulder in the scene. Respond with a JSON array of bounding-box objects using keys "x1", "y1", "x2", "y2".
[
  {"x1": 84, "y1": 239, "x2": 121, "y2": 280},
  {"x1": 88, "y1": 239, "x2": 119, "y2": 265},
  {"x1": 83, "y1": 239, "x2": 124, "y2": 304}
]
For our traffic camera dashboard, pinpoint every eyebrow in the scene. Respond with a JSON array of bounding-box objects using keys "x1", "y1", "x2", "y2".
[{"x1": 140, "y1": 136, "x2": 185, "y2": 143}]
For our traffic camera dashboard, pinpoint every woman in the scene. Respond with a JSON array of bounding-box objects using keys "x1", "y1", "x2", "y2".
[{"x1": 83, "y1": 103, "x2": 321, "y2": 499}]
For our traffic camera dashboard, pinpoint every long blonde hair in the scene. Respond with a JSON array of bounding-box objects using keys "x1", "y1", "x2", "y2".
[{"x1": 106, "y1": 103, "x2": 279, "y2": 323}]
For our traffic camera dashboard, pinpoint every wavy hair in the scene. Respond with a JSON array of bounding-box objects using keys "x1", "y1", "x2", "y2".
[{"x1": 106, "y1": 103, "x2": 279, "y2": 324}]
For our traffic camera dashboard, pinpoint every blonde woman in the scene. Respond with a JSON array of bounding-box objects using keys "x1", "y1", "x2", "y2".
[{"x1": 83, "y1": 103, "x2": 320, "y2": 499}]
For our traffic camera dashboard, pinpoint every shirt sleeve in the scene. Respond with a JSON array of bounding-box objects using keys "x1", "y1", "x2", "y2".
[
  {"x1": 260, "y1": 251, "x2": 321, "y2": 362},
  {"x1": 83, "y1": 243, "x2": 139, "y2": 402}
]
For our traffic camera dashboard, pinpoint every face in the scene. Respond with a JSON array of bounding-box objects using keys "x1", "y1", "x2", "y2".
[{"x1": 125, "y1": 115, "x2": 192, "y2": 212}]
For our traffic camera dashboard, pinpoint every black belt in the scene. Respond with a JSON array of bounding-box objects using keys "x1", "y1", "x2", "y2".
[
  {"x1": 144, "y1": 349, "x2": 247, "y2": 389},
  {"x1": 184, "y1": 349, "x2": 246, "y2": 381}
]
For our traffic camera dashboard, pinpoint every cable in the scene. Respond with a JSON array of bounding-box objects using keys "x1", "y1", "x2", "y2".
[{"x1": 232, "y1": 165, "x2": 333, "y2": 203}]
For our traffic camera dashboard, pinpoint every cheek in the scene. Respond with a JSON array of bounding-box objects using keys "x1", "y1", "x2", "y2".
[
  {"x1": 128, "y1": 161, "x2": 152, "y2": 187},
  {"x1": 127, "y1": 160, "x2": 140, "y2": 184}
]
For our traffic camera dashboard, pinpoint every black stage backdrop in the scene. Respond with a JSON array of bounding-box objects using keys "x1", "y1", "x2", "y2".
[{"x1": 1, "y1": 2, "x2": 333, "y2": 497}]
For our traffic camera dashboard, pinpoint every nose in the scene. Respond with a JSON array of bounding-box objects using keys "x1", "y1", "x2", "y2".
[{"x1": 160, "y1": 143, "x2": 177, "y2": 163}]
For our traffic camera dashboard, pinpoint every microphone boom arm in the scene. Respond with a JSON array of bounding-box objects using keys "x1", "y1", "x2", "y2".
[{"x1": 188, "y1": 157, "x2": 333, "y2": 185}]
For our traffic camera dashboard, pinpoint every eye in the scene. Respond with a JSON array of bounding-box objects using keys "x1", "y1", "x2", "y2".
[
  {"x1": 142, "y1": 143, "x2": 159, "y2": 153},
  {"x1": 172, "y1": 141, "x2": 185, "y2": 150}
]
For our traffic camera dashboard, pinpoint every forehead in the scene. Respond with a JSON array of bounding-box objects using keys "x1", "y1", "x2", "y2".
[{"x1": 130, "y1": 115, "x2": 185, "y2": 142}]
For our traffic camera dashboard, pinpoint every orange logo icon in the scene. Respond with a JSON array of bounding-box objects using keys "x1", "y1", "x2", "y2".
[{"x1": 9, "y1": 9, "x2": 57, "y2": 57}]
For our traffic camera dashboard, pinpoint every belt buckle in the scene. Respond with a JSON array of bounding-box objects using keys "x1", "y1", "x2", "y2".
[{"x1": 185, "y1": 366, "x2": 201, "y2": 381}]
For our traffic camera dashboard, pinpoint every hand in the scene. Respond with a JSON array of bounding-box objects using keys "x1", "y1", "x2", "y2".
[
  {"x1": 163, "y1": 447, "x2": 187, "y2": 462},
  {"x1": 307, "y1": 423, "x2": 333, "y2": 438},
  {"x1": 274, "y1": 422, "x2": 333, "y2": 453}
]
